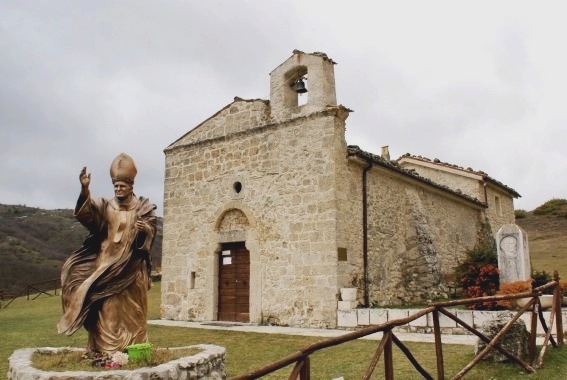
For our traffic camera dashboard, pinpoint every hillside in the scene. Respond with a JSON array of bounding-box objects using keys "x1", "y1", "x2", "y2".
[
  {"x1": 0, "y1": 199, "x2": 565, "y2": 296},
  {"x1": 515, "y1": 199, "x2": 567, "y2": 277},
  {"x1": 0, "y1": 204, "x2": 162, "y2": 294}
]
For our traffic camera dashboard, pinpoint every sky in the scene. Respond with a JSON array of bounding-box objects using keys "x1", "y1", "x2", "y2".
[{"x1": 1, "y1": 1, "x2": 566, "y2": 216}]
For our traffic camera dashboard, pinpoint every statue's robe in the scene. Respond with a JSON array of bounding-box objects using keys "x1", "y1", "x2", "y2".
[{"x1": 58, "y1": 194, "x2": 156, "y2": 354}]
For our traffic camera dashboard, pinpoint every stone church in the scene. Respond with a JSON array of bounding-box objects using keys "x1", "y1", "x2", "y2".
[{"x1": 161, "y1": 51, "x2": 519, "y2": 328}]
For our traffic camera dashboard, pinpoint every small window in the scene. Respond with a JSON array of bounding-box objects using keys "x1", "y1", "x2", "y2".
[
  {"x1": 233, "y1": 182, "x2": 242, "y2": 193},
  {"x1": 495, "y1": 195, "x2": 502, "y2": 216},
  {"x1": 190, "y1": 272, "x2": 196, "y2": 289},
  {"x1": 337, "y1": 247, "x2": 347, "y2": 261}
]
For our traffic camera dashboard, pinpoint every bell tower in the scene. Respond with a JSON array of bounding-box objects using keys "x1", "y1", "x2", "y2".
[{"x1": 269, "y1": 50, "x2": 337, "y2": 120}]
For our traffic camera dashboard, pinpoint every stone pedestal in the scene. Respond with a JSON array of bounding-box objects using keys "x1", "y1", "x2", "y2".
[
  {"x1": 475, "y1": 316, "x2": 528, "y2": 362},
  {"x1": 496, "y1": 224, "x2": 531, "y2": 284},
  {"x1": 9, "y1": 345, "x2": 226, "y2": 380}
]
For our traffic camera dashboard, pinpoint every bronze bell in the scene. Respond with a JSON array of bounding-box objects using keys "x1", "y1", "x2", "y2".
[{"x1": 293, "y1": 78, "x2": 308, "y2": 94}]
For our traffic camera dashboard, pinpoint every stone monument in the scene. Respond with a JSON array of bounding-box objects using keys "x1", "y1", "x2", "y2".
[{"x1": 496, "y1": 224, "x2": 531, "y2": 284}]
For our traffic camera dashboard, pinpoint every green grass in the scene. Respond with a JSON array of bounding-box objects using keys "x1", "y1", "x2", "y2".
[
  {"x1": 32, "y1": 347, "x2": 202, "y2": 372},
  {"x1": 1, "y1": 282, "x2": 566, "y2": 379}
]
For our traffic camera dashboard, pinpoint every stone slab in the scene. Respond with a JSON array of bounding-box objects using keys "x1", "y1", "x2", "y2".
[
  {"x1": 369, "y1": 309, "x2": 388, "y2": 325},
  {"x1": 337, "y1": 310, "x2": 358, "y2": 328},
  {"x1": 388, "y1": 309, "x2": 409, "y2": 324},
  {"x1": 428, "y1": 309, "x2": 457, "y2": 328},
  {"x1": 455, "y1": 310, "x2": 474, "y2": 329},
  {"x1": 407, "y1": 309, "x2": 428, "y2": 327},
  {"x1": 337, "y1": 301, "x2": 358, "y2": 310},
  {"x1": 357, "y1": 309, "x2": 370, "y2": 325}
]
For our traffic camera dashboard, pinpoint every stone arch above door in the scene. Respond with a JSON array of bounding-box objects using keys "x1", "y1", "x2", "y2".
[
  {"x1": 213, "y1": 202, "x2": 257, "y2": 232},
  {"x1": 218, "y1": 209, "x2": 249, "y2": 232}
]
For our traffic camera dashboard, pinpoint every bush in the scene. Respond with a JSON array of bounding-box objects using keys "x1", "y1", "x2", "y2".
[
  {"x1": 454, "y1": 244, "x2": 500, "y2": 310},
  {"x1": 533, "y1": 199, "x2": 567, "y2": 216},
  {"x1": 496, "y1": 280, "x2": 533, "y2": 309},
  {"x1": 514, "y1": 209, "x2": 527, "y2": 219},
  {"x1": 560, "y1": 280, "x2": 567, "y2": 297},
  {"x1": 532, "y1": 269, "x2": 553, "y2": 294}
]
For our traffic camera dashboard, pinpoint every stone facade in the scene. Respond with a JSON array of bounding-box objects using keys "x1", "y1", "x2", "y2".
[
  {"x1": 162, "y1": 100, "x2": 349, "y2": 327},
  {"x1": 161, "y1": 51, "x2": 519, "y2": 328}
]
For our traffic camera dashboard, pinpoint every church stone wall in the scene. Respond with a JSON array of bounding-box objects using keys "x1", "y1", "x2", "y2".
[
  {"x1": 335, "y1": 159, "x2": 364, "y2": 292},
  {"x1": 399, "y1": 162, "x2": 482, "y2": 200},
  {"x1": 171, "y1": 99, "x2": 271, "y2": 147},
  {"x1": 362, "y1": 168, "x2": 482, "y2": 306},
  {"x1": 162, "y1": 110, "x2": 348, "y2": 328},
  {"x1": 399, "y1": 159, "x2": 516, "y2": 237},
  {"x1": 485, "y1": 185, "x2": 516, "y2": 235}
]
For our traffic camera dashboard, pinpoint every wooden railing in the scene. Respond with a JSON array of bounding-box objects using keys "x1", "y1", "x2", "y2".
[
  {"x1": 0, "y1": 279, "x2": 60, "y2": 309},
  {"x1": 233, "y1": 272, "x2": 564, "y2": 380}
]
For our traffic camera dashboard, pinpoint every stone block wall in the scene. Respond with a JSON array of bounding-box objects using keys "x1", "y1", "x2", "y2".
[
  {"x1": 337, "y1": 308, "x2": 567, "y2": 336},
  {"x1": 174, "y1": 99, "x2": 271, "y2": 147},
  {"x1": 363, "y1": 168, "x2": 482, "y2": 306},
  {"x1": 485, "y1": 185, "x2": 516, "y2": 233},
  {"x1": 399, "y1": 161, "x2": 482, "y2": 200},
  {"x1": 163, "y1": 107, "x2": 349, "y2": 328}
]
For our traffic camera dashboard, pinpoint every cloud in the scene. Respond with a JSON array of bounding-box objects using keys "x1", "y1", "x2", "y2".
[{"x1": 0, "y1": 1, "x2": 565, "y2": 215}]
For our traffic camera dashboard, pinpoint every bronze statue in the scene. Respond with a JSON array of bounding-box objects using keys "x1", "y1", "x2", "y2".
[{"x1": 58, "y1": 153, "x2": 157, "y2": 354}]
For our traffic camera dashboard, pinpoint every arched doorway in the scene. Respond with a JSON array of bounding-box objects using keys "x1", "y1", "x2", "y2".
[{"x1": 216, "y1": 208, "x2": 251, "y2": 322}]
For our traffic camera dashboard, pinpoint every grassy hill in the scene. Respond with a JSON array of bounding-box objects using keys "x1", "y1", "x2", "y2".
[
  {"x1": 0, "y1": 204, "x2": 162, "y2": 295},
  {"x1": 516, "y1": 199, "x2": 567, "y2": 277}
]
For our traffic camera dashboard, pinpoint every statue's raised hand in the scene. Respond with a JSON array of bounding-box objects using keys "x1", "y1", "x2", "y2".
[{"x1": 80, "y1": 167, "x2": 91, "y2": 188}]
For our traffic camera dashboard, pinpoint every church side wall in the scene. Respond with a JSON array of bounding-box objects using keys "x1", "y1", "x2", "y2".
[
  {"x1": 485, "y1": 185, "x2": 515, "y2": 235},
  {"x1": 363, "y1": 167, "x2": 482, "y2": 305},
  {"x1": 162, "y1": 112, "x2": 343, "y2": 328},
  {"x1": 399, "y1": 162, "x2": 481, "y2": 200},
  {"x1": 336, "y1": 159, "x2": 364, "y2": 294}
]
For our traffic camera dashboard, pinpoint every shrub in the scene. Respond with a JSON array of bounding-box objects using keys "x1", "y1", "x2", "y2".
[
  {"x1": 533, "y1": 198, "x2": 567, "y2": 216},
  {"x1": 560, "y1": 280, "x2": 567, "y2": 297},
  {"x1": 496, "y1": 280, "x2": 533, "y2": 309},
  {"x1": 454, "y1": 244, "x2": 500, "y2": 310},
  {"x1": 532, "y1": 269, "x2": 553, "y2": 294},
  {"x1": 514, "y1": 209, "x2": 527, "y2": 219}
]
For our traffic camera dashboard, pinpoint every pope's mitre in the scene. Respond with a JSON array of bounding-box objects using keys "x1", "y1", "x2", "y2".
[{"x1": 110, "y1": 153, "x2": 137, "y2": 184}]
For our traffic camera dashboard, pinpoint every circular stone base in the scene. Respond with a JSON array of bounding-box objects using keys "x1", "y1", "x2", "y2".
[{"x1": 9, "y1": 345, "x2": 226, "y2": 380}]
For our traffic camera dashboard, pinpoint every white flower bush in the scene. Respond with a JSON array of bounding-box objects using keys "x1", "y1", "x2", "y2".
[{"x1": 112, "y1": 351, "x2": 129, "y2": 366}]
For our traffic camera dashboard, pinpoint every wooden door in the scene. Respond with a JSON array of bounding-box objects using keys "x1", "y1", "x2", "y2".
[{"x1": 218, "y1": 243, "x2": 250, "y2": 322}]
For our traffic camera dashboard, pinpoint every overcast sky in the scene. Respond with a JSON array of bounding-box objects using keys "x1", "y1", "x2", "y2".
[{"x1": 1, "y1": 1, "x2": 565, "y2": 216}]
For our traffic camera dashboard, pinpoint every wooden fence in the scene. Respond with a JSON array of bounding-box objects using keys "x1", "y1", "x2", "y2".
[
  {"x1": 0, "y1": 279, "x2": 60, "y2": 309},
  {"x1": 233, "y1": 272, "x2": 564, "y2": 380}
]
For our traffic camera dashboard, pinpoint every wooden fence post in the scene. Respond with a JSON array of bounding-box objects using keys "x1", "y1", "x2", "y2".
[
  {"x1": 432, "y1": 309, "x2": 444, "y2": 380},
  {"x1": 384, "y1": 330, "x2": 394, "y2": 379},
  {"x1": 529, "y1": 301, "x2": 538, "y2": 364},
  {"x1": 554, "y1": 271, "x2": 564, "y2": 345}
]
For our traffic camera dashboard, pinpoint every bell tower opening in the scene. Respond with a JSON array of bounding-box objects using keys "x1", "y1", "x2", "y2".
[
  {"x1": 269, "y1": 50, "x2": 337, "y2": 118},
  {"x1": 285, "y1": 65, "x2": 308, "y2": 107}
]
